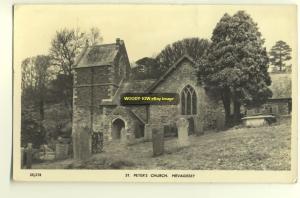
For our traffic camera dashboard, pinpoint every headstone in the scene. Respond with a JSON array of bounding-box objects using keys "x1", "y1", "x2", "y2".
[
  {"x1": 126, "y1": 133, "x2": 135, "y2": 145},
  {"x1": 195, "y1": 121, "x2": 203, "y2": 136},
  {"x1": 25, "y1": 143, "x2": 33, "y2": 169},
  {"x1": 152, "y1": 127, "x2": 164, "y2": 156},
  {"x1": 176, "y1": 118, "x2": 190, "y2": 148},
  {"x1": 55, "y1": 143, "x2": 69, "y2": 160},
  {"x1": 144, "y1": 124, "x2": 152, "y2": 141},
  {"x1": 120, "y1": 127, "x2": 127, "y2": 145},
  {"x1": 216, "y1": 113, "x2": 225, "y2": 131}
]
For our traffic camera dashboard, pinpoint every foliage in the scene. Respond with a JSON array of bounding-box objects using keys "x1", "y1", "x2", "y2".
[
  {"x1": 269, "y1": 73, "x2": 291, "y2": 98},
  {"x1": 21, "y1": 55, "x2": 52, "y2": 147},
  {"x1": 49, "y1": 27, "x2": 103, "y2": 76},
  {"x1": 131, "y1": 57, "x2": 161, "y2": 79},
  {"x1": 269, "y1": 40, "x2": 292, "y2": 72},
  {"x1": 21, "y1": 105, "x2": 45, "y2": 148},
  {"x1": 49, "y1": 27, "x2": 103, "y2": 119},
  {"x1": 21, "y1": 27, "x2": 102, "y2": 147},
  {"x1": 197, "y1": 11, "x2": 272, "y2": 123},
  {"x1": 156, "y1": 38, "x2": 210, "y2": 72}
]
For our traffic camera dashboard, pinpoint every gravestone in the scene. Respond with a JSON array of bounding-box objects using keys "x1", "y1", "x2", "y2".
[
  {"x1": 176, "y1": 118, "x2": 190, "y2": 148},
  {"x1": 216, "y1": 113, "x2": 225, "y2": 131},
  {"x1": 126, "y1": 133, "x2": 135, "y2": 145},
  {"x1": 55, "y1": 143, "x2": 69, "y2": 160},
  {"x1": 144, "y1": 124, "x2": 152, "y2": 141},
  {"x1": 152, "y1": 127, "x2": 164, "y2": 156},
  {"x1": 25, "y1": 143, "x2": 33, "y2": 169},
  {"x1": 195, "y1": 121, "x2": 203, "y2": 136},
  {"x1": 120, "y1": 127, "x2": 127, "y2": 145}
]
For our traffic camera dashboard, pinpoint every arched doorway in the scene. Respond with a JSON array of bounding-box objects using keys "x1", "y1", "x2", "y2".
[{"x1": 111, "y1": 118, "x2": 125, "y2": 140}]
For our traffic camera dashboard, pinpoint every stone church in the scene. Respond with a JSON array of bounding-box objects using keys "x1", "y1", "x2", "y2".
[{"x1": 72, "y1": 38, "x2": 224, "y2": 159}]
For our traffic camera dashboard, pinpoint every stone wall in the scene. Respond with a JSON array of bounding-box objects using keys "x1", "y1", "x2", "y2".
[
  {"x1": 149, "y1": 59, "x2": 223, "y2": 133},
  {"x1": 100, "y1": 106, "x2": 144, "y2": 141},
  {"x1": 73, "y1": 65, "x2": 116, "y2": 158},
  {"x1": 72, "y1": 40, "x2": 132, "y2": 159},
  {"x1": 128, "y1": 106, "x2": 148, "y2": 123},
  {"x1": 247, "y1": 100, "x2": 291, "y2": 116}
]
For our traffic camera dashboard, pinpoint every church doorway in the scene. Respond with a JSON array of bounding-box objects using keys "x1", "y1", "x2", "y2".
[{"x1": 111, "y1": 118, "x2": 125, "y2": 139}]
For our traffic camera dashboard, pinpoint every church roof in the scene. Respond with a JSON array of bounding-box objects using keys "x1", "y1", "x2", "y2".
[
  {"x1": 121, "y1": 79, "x2": 157, "y2": 93},
  {"x1": 146, "y1": 55, "x2": 197, "y2": 92},
  {"x1": 100, "y1": 79, "x2": 156, "y2": 106},
  {"x1": 100, "y1": 55, "x2": 197, "y2": 105},
  {"x1": 74, "y1": 43, "x2": 119, "y2": 68}
]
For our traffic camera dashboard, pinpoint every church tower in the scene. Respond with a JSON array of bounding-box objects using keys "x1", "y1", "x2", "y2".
[{"x1": 72, "y1": 38, "x2": 131, "y2": 159}]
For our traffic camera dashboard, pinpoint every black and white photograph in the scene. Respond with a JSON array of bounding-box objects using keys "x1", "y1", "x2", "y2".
[{"x1": 13, "y1": 4, "x2": 297, "y2": 182}]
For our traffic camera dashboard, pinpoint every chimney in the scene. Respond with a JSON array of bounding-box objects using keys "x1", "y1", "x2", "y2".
[
  {"x1": 116, "y1": 38, "x2": 124, "y2": 50},
  {"x1": 116, "y1": 38, "x2": 121, "y2": 45}
]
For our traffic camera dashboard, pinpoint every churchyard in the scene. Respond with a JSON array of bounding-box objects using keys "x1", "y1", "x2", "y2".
[{"x1": 32, "y1": 117, "x2": 291, "y2": 170}]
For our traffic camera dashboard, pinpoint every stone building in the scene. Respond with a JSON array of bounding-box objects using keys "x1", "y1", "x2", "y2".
[
  {"x1": 246, "y1": 73, "x2": 292, "y2": 116},
  {"x1": 72, "y1": 39, "x2": 224, "y2": 159}
]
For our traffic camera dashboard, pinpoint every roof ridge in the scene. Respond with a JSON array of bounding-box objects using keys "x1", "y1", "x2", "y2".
[
  {"x1": 127, "y1": 108, "x2": 146, "y2": 124},
  {"x1": 146, "y1": 54, "x2": 197, "y2": 92},
  {"x1": 73, "y1": 45, "x2": 89, "y2": 67},
  {"x1": 93, "y1": 43, "x2": 116, "y2": 47}
]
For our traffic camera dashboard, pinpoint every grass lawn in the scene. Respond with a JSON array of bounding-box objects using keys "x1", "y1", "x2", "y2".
[{"x1": 33, "y1": 118, "x2": 291, "y2": 170}]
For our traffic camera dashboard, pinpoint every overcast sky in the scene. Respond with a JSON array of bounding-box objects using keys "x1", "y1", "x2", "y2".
[{"x1": 14, "y1": 4, "x2": 297, "y2": 66}]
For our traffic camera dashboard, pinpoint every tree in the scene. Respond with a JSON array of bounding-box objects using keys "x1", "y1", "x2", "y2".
[
  {"x1": 49, "y1": 27, "x2": 103, "y2": 119},
  {"x1": 156, "y1": 38, "x2": 210, "y2": 72},
  {"x1": 269, "y1": 40, "x2": 292, "y2": 72},
  {"x1": 21, "y1": 55, "x2": 52, "y2": 146},
  {"x1": 87, "y1": 27, "x2": 103, "y2": 46},
  {"x1": 197, "y1": 11, "x2": 272, "y2": 124},
  {"x1": 131, "y1": 57, "x2": 161, "y2": 79}
]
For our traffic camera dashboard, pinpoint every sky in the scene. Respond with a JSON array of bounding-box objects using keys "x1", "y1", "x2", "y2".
[{"x1": 14, "y1": 4, "x2": 297, "y2": 67}]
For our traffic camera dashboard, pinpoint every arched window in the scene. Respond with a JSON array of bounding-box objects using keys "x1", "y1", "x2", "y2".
[{"x1": 181, "y1": 85, "x2": 197, "y2": 115}]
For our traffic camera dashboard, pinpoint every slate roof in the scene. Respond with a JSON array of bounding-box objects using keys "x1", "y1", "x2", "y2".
[
  {"x1": 120, "y1": 79, "x2": 157, "y2": 93},
  {"x1": 111, "y1": 106, "x2": 146, "y2": 124},
  {"x1": 100, "y1": 79, "x2": 156, "y2": 106},
  {"x1": 146, "y1": 55, "x2": 197, "y2": 92},
  {"x1": 100, "y1": 54, "x2": 197, "y2": 106},
  {"x1": 75, "y1": 43, "x2": 119, "y2": 68},
  {"x1": 269, "y1": 73, "x2": 291, "y2": 99}
]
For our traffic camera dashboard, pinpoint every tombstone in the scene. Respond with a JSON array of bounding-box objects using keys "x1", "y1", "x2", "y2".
[
  {"x1": 120, "y1": 127, "x2": 127, "y2": 145},
  {"x1": 144, "y1": 124, "x2": 152, "y2": 141},
  {"x1": 152, "y1": 127, "x2": 164, "y2": 156},
  {"x1": 55, "y1": 143, "x2": 69, "y2": 160},
  {"x1": 195, "y1": 121, "x2": 203, "y2": 136},
  {"x1": 176, "y1": 118, "x2": 190, "y2": 148},
  {"x1": 126, "y1": 133, "x2": 136, "y2": 145},
  {"x1": 216, "y1": 113, "x2": 225, "y2": 131},
  {"x1": 25, "y1": 143, "x2": 33, "y2": 169}
]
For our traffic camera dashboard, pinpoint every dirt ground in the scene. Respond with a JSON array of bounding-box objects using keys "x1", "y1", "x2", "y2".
[{"x1": 33, "y1": 118, "x2": 291, "y2": 170}]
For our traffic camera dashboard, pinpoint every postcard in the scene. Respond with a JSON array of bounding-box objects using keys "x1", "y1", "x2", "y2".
[{"x1": 13, "y1": 4, "x2": 297, "y2": 182}]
